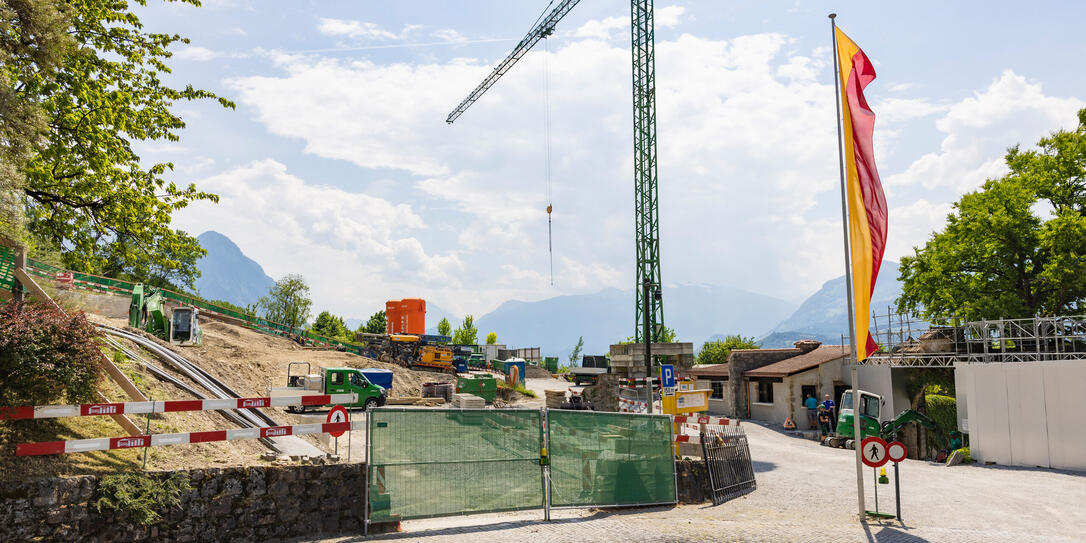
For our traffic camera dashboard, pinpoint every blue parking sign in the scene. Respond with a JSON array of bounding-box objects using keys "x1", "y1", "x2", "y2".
[{"x1": 660, "y1": 364, "x2": 675, "y2": 388}]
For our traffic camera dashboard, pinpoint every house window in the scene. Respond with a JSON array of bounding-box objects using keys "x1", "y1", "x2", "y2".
[
  {"x1": 801, "y1": 385, "x2": 816, "y2": 404},
  {"x1": 711, "y1": 381, "x2": 725, "y2": 399},
  {"x1": 757, "y1": 380, "x2": 774, "y2": 404}
]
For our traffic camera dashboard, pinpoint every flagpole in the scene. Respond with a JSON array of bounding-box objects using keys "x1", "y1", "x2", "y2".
[{"x1": 829, "y1": 12, "x2": 867, "y2": 522}]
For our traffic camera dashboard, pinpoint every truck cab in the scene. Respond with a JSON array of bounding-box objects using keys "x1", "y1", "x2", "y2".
[
  {"x1": 275, "y1": 363, "x2": 387, "y2": 413},
  {"x1": 831, "y1": 389, "x2": 883, "y2": 447}
]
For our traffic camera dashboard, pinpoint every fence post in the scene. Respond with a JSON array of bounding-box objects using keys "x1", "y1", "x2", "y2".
[
  {"x1": 12, "y1": 244, "x2": 25, "y2": 305},
  {"x1": 542, "y1": 407, "x2": 551, "y2": 521}
]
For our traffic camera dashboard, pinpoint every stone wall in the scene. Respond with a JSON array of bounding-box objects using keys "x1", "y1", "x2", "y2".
[
  {"x1": 728, "y1": 348, "x2": 801, "y2": 416},
  {"x1": 675, "y1": 458, "x2": 711, "y2": 504},
  {"x1": 0, "y1": 463, "x2": 370, "y2": 542}
]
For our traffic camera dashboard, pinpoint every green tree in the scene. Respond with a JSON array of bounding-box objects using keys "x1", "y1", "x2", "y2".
[
  {"x1": 361, "y1": 310, "x2": 386, "y2": 334},
  {"x1": 696, "y1": 335, "x2": 760, "y2": 366},
  {"x1": 486, "y1": 332, "x2": 497, "y2": 345},
  {"x1": 311, "y1": 311, "x2": 348, "y2": 340},
  {"x1": 569, "y1": 336, "x2": 584, "y2": 366},
  {"x1": 0, "y1": 0, "x2": 74, "y2": 240},
  {"x1": 617, "y1": 326, "x2": 677, "y2": 345},
  {"x1": 452, "y1": 315, "x2": 478, "y2": 345},
  {"x1": 17, "y1": 0, "x2": 233, "y2": 288},
  {"x1": 259, "y1": 274, "x2": 312, "y2": 331},
  {"x1": 898, "y1": 109, "x2": 1086, "y2": 321},
  {"x1": 437, "y1": 317, "x2": 451, "y2": 337}
]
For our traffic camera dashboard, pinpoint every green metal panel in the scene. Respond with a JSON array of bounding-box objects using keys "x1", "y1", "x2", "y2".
[
  {"x1": 456, "y1": 375, "x2": 497, "y2": 402},
  {"x1": 631, "y1": 0, "x2": 665, "y2": 342},
  {"x1": 547, "y1": 410, "x2": 676, "y2": 507},
  {"x1": 544, "y1": 357, "x2": 559, "y2": 373},
  {"x1": 368, "y1": 408, "x2": 543, "y2": 522},
  {"x1": 0, "y1": 246, "x2": 14, "y2": 292}
]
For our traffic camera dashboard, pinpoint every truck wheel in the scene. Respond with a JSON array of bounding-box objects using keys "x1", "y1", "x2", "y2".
[{"x1": 364, "y1": 398, "x2": 379, "y2": 411}]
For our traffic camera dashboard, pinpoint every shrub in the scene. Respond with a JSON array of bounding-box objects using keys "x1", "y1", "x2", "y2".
[
  {"x1": 0, "y1": 302, "x2": 102, "y2": 406},
  {"x1": 924, "y1": 394, "x2": 958, "y2": 436},
  {"x1": 96, "y1": 472, "x2": 191, "y2": 526}
]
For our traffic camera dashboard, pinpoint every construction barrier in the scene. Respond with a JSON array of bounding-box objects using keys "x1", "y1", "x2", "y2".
[
  {"x1": 0, "y1": 393, "x2": 357, "y2": 420},
  {"x1": 17, "y1": 420, "x2": 364, "y2": 456}
]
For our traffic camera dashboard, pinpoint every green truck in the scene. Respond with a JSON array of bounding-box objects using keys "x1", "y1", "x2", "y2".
[
  {"x1": 826, "y1": 389, "x2": 948, "y2": 454},
  {"x1": 271, "y1": 363, "x2": 387, "y2": 413}
]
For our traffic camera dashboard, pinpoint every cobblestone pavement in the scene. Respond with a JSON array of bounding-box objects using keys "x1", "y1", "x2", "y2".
[{"x1": 318, "y1": 420, "x2": 1085, "y2": 543}]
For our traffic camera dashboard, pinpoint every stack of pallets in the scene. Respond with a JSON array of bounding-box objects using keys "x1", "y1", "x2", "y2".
[
  {"x1": 452, "y1": 393, "x2": 485, "y2": 409},
  {"x1": 545, "y1": 390, "x2": 565, "y2": 409}
]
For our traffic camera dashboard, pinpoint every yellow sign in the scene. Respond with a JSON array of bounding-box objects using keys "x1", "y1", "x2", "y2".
[{"x1": 661, "y1": 389, "x2": 711, "y2": 415}]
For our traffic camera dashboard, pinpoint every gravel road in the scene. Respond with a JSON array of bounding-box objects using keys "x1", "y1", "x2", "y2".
[{"x1": 317, "y1": 418, "x2": 1086, "y2": 542}]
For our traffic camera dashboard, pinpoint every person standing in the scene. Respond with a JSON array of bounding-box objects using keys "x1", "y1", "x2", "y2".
[
  {"x1": 822, "y1": 393, "x2": 837, "y2": 432},
  {"x1": 817, "y1": 407, "x2": 832, "y2": 441},
  {"x1": 804, "y1": 393, "x2": 818, "y2": 429}
]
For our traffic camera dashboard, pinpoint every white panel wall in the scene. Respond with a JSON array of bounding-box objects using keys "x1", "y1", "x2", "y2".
[{"x1": 956, "y1": 361, "x2": 1086, "y2": 471}]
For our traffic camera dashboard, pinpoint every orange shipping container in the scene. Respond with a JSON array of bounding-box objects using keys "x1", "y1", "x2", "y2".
[
  {"x1": 400, "y1": 298, "x2": 426, "y2": 335},
  {"x1": 385, "y1": 300, "x2": 401, "y2": 335}
]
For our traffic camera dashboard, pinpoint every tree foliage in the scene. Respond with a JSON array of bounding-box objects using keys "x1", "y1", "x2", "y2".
[
  {"x1": 0, "y1": 0, "x2": 74, "y2": 239},
  {"x1": 569, "y1": 336, "x2": 584, "y2": 365},
  {"x1": 0, "y1": 302, "x2": 102, "y2": 406},
  {"x1": 311, "y1": 311, "x2": 348, "y2": 340},
  {"x1": 15, "y1": 0, "x2": 233, "y2": 288},
  {"x1": 259, "y1": 274, "x2": 312, "y2": 331},
  {"x1": 485, "y1": 332, "x2": 497, "y2": 345},
  {"x1": 436, "y1": 317, "x2": 451, "y2": 337},
  {"x1": 360, "y1": 310, "x2": 386, "y2": 334},
  {"x1": 898, "y1": 109, "x2": 1086, "y2": 321},
  {"x1": 452, "y1": 315, "x2": 478, "y2": 345},
  {"x1": 696, "y1": 335, "x2": 760, "y2": 366},
  {"x1": 618, "y1": 326, "x2": 677, "y2": 345}
]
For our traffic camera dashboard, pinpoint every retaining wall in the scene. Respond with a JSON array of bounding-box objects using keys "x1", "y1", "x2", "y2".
[{"x1": 0, "y1": 463, "x2": 368, "y2": 542}]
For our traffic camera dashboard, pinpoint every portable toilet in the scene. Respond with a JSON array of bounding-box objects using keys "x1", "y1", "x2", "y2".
[{"x1": 504, "y1": 359, "x2": 526, "y2": 386}]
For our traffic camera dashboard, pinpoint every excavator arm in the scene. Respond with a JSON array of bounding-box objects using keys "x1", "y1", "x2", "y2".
[{"x1": 881, "y1": 409, "x2": 949, "y2": 450}]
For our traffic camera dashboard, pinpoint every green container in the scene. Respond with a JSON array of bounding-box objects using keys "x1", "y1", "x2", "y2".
[
  {"x1": 456, "y1": 374, "x2": 497, "y2": 403},
  {"x1": 544, "y1": 357, "x2": 559, "y2": 373}
]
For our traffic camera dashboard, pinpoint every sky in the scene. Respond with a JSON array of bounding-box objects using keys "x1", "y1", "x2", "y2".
[{"x1": 136, "y1": 0, "x2": 1086, "y2": 321}]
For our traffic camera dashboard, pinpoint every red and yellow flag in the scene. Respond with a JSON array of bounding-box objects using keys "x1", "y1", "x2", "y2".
[{"x1": 835, "y1": 27, "x2": 887, "y2": 361}]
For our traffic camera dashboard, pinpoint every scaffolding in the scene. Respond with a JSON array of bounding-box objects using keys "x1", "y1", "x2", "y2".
[{"x1": 864, "y1": 308, "x2": 1086, "y2": 367}]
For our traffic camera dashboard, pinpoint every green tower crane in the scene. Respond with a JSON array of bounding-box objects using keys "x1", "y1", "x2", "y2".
[{"x1": 446, "y1": 0, "x2": 665, "y2": 342}]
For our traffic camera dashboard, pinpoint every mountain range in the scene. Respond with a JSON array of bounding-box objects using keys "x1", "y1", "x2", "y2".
[
  {"x1": 194, "y1": 231, "x2": 904, "y2": 357},
  {"x1": 194, "y1": 231, "x2": 276, "y2": 308}
]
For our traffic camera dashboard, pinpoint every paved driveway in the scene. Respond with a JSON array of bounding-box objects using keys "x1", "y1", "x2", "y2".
[{"x1": 318, "y1": 418, "x2": 1085, "y2": 542}]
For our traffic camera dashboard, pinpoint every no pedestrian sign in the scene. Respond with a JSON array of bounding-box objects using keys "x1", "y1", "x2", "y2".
[
  {"x1": 326, "y1": 405, "x2": 350, "y2": 438},
  {"x1": 860, "y1": 436, "x2": 889, "y2": 468}
]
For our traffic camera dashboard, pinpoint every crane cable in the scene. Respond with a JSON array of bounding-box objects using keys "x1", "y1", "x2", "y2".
[{"x1": 543, "y1": 35, "x2": 554, "y2": 286}]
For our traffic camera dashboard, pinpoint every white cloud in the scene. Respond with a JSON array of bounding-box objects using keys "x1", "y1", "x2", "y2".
[
  {"x1": 886, "y1": 71, "x2": 1084, "y2": 192},
  {"x1": 656, "y1": 5, "x2": 686, "y2": 28},
  {"x1": 224, "y1": 30, "x2": 1084, "y2": 310},
  {"x1": 571, "y1": 16, "x2": 628, "y2": 40},
  {"x1": 174, "y1": 46, "x2": 221, "y2": 62},
  {"x1": 432, "y1": 28, "x2": 466, "y2": 43},
  {"x1": 175, "y1": 160, "x2": 465, "y2": 317},
  {"x1": 317, "y1": 18, "x2": 402, "y2": 40}
]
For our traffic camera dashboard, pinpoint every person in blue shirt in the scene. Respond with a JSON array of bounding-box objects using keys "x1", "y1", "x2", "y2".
[
  {"x1": 804, "y1": 394, "x2": 818, "y2": 429},
  {"x1": 822, "y1": 394, "x2": 837, "y2": 432}
]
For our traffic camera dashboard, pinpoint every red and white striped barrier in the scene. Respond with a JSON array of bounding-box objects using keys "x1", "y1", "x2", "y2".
[
  {"x1": 671, "y1": 414, "x2": 735, "y2": 426},
  {"x1": 618, "y1": 397, "x2": 648, "y2": 413},
  {"x1": 0, "y1": 393, "x2": 357, "y2": 420},
  {"x1": 16, "y1": 420, "x2": 365, "y2": 456}
]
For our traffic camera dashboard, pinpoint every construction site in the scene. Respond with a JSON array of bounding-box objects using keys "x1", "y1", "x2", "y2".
[{"x1": 2, "y1": 1, "x2": 1086, "y2": 542}]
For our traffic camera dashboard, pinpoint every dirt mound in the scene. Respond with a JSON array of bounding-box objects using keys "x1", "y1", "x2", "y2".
[{"x1": 525, "y1": 364, "x2": 553, "y2": 378}]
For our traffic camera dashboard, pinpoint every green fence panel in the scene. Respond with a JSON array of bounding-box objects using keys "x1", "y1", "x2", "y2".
[
  {"x1": 547, "y1": 410, "x2": 676, "y2": 507},
  {"x1": 368, "y1": 408, "x2": 544, "y2": 522},
  {"x1": 0, "y1": 246, "x2": 13, "y2": 292}
]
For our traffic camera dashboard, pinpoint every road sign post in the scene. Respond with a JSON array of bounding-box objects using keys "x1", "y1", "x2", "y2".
[
  {"x1": 327, "y1": 405, "x2": 349, "y2": 457},
  {"x1": 860, "y1": 436, "x2": 893, "y2": 519},
  {"x1": 886, "y1": 441, "x2": 907, "y2": 521}
]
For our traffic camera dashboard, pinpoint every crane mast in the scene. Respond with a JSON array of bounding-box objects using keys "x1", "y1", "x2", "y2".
[{"x1": 446, "y1": 0, "x2": 665, "y2": 342}]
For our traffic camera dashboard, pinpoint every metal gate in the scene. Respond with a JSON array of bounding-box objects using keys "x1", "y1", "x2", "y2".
[{"x1": 700, "y1": 424, "x2": 756, "y2": 505}]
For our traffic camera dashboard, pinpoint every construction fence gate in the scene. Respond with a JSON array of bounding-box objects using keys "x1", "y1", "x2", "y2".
[
  {"x1": 700, "y1": 424, "x2": 756, "y2": 505},
  {"x1": 366, "y1": 408, "x2": 676, "y2": 530}
]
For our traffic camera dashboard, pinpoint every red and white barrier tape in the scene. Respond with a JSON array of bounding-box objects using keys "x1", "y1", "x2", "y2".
[
  {"x1": 17, "y1": 420, "x2": 365, "y2": 456},
  {"x1": 0, "y1": 393, "x2": 357, "y2": 420},
  {"x1": 671, "y1": 414, "x2": 734, "y2": 426}
]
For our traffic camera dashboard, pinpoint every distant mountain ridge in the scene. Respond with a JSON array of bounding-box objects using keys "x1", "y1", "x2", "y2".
[
  {"x1": 474, "y1": 284, "x2": 795, "y2": 362},
  {"x1": 194, "y1": 231, "x2": 276, "y2": 308},
  {"x1": 759, "y1": 262, "x2": 903, "y2": 348}
]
